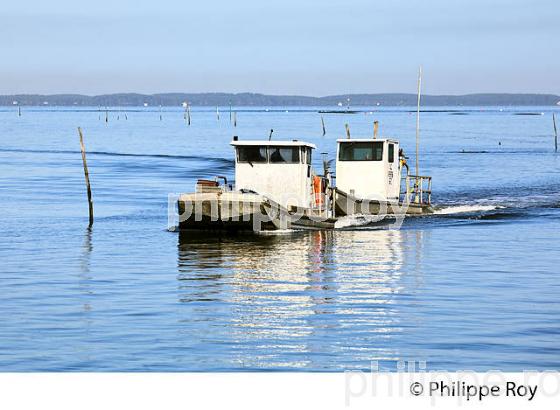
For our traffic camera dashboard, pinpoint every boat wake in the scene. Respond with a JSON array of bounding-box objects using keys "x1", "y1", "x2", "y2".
[
  {"x1": 433, "y1": 204, "x2": 504, "y2": 215},
  {"x1": 334, "y1": 214, "x2": 389, "y2": 229}
]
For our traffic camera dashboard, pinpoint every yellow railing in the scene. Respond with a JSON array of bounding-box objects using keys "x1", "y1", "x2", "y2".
[{"x1": 403, "y1": 175, "x2": 432, "y2": 205}]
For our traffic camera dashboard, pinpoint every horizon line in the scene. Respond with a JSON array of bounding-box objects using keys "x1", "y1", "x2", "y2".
[{"x1": 2, "y1": 91, "x2": 560, "y2": 98}]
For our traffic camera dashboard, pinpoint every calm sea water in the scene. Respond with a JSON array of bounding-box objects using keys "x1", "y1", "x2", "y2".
[{"x1": 1, "y1": 106, "x2": 559, "y2": 371}]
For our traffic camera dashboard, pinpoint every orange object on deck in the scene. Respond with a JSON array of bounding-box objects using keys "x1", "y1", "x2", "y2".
[{"x1": 313, "y1": 176, "x2": 323, "y2": 206}]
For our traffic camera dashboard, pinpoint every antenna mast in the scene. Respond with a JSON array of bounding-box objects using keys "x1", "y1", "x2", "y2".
[{"x1": 415, "y1": 66, "x2": 422, "y2": 176}]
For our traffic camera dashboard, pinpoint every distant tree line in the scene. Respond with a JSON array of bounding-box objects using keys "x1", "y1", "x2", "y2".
[{"x1": 1, "y1": 92, "x2": 559, "y2": 106}]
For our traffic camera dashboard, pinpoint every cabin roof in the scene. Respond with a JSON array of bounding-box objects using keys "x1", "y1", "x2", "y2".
[
  {"x1": 231, "y1": 140, "x2": 316, "y2": 149},
  {"x1": 336, "y1": 138, "x2": 399, "y2": 144}
]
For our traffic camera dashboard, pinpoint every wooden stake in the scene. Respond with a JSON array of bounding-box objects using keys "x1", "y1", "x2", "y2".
[
  {"x1": 415, "y1": 66, "x2": 423, "y2": 176},
  {"x1": 268, "y1": 129, "x2": 274, "y2": 141},
  {"x1": 373, "y1": 121, "x2": 379, "y2": 139},
  {"x1": 233, "y1": 111, "x2": 237, "y2": 127},
  {"x1": 187, "y1": 103, "x2": 191, "y2": 126},
  {"x1": 159, "y1": 105, "x2": 162, "y2": 121},
  {"x1": 78, "y1": 127, "x2": 94, "y2": 226},
  {"x1": 321, "y1": 115, "x2": 326, "y2": 136},
  {"x1": 105, "y1": 107, "x2": 108, "y2": 123},
  {"x1": 553, "y1": 113, "x2": 558, "y2": 153},
  {"x1": 345, "y1": 123, "x2": 351, "y2": 139},
  {"x1": 216, "y1": 106, "x2": 220, "y2": 121},
  {"x1": 18, "y1": 105, "x2": 21, "y2": 117}
]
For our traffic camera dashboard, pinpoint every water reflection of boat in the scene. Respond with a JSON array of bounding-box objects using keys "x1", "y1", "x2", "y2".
[{"x1": 176, "y1": 229, "x2": 423, "y2": 370}]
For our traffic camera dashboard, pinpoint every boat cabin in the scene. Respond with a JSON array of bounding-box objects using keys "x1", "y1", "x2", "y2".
[
  {"x1": 335, "y1": 138, "x2": 402, "y2": 202},
  {"x1": 231, "y1": 139, "x2": 316, "y2": 209}
]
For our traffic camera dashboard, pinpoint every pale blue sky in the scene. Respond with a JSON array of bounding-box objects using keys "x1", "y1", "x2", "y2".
[{"x1": 1, "y1": 0, "x2": 558, "y2": 95}]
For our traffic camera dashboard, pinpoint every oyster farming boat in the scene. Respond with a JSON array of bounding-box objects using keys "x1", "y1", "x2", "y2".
[
  {"x1": 177, "y1": 136, "x2": 433, "y2": 232},
  {"x1": 178, "y1": 137, "x2": 337, "y2": 231},
  {"x1": 334, "y1": 138, "x2": 433, "y2": 216}
]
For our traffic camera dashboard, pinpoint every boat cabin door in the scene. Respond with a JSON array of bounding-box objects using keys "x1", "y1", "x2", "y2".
[{"x1": 386, "y1": 141, "x2": 400, "y2": 201}]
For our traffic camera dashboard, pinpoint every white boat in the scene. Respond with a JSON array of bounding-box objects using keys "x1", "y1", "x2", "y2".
[
  {"x1": 334, "y1": 137, "x2": 433, "y2": 216},
  {"x1": 176, "y1": 135, "x2": 433, "y2": 233},
  {"x1": 177, "y1": 138, "x2": 337, "y2": 232}
]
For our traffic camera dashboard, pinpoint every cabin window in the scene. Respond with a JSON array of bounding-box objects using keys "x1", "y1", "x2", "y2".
[
  {"x1": 269, "y1": 146, "x2": 300, "y2": 163},
  {"x1": 388, "y1": 144, "x2": 395, "y2": 163},
  {"x1": 237, "y1": 146, "x2": 267, "y2": 163},
  {"x1": 338, "y1": 142, "x2": 384, "y2": 161},
  {"x1": 306, "y1": 148, "x2": 312, "y2": 164}
]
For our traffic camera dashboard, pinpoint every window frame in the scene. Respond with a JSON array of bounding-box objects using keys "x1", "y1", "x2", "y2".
[
  {"x1": 338, "y1": 141, "x2": 384, "y2": 162},
  {"x1": 236, "y1": 146, "x2": 268, "y2": 163},
  {"x1": 268, "y1": 146, "x2": 300, "y2": 164},
  {"x1": 236, "y1": 145, "x2": 306, "y2": 164}
]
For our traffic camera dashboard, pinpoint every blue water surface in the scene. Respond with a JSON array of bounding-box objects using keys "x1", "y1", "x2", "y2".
[{"x1": 0, "y1": 105, "x2": 559, "y2": 371}]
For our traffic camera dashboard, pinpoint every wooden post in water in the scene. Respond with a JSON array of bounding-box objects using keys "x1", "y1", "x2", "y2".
[
  {"x1": 18, "y1": 105, "x2": 21, "y2": 117},
  {"x1": 233, "y1": 111, "x2": 237, "y2": 127},
  {"x1": 159, "y1": 105, "x2": 163, "y2": 121},
  {"x1": 78, "y1": 127, "x2": 94, "y2": 227},
  {"x1": 187, "y1": 103, "x2": 191, "y2": 126},
  {"x1": 216, "y1": 106, "x2": 220, "y2": 121},
  {"x1": 553, "y1": 113, "x2": 558, "y2": 153},
  {"x1": 415, "y1": 66, "x2": 423, "y2": 176},
  {"x1": 345, "y1": 123, "x2": 351, "y2": 139},
  {"x1": 105, "y1": 107, "x2": 109, "y2": 123},
  {"x1": 229, "y1": 101, "x2": 232, "y2": 122},
  {"x1": 373, "y1": 121, "x2": 379, "y2": 139},
  {"x1": 268, "y1": 129, "x2": 274, "y2": 141},
  {"x1": 321, "y1": 115, "x2": 326, "y2": 136}
]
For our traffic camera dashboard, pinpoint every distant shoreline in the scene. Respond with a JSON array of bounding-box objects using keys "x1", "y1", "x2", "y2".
[{"x1": 1, "y1": 92, "x2": 559, "y2": 107}]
